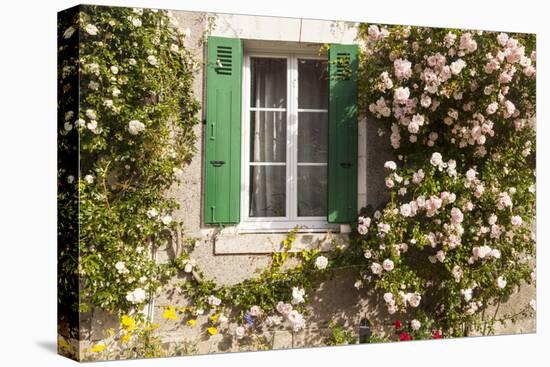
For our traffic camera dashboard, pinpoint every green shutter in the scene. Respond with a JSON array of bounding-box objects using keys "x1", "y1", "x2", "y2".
[
  {"x1": 204, "y1": 36, "x2": 242, "y2": 224},
  {"x1": 328, "y1": 44, "x2": 358, "y2": 223}
]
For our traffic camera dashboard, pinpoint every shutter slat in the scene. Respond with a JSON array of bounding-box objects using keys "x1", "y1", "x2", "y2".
[
  {"x1": 328, "y1": 44, "x2": 358, "y2": 223},
  {"x1": 204, "y1": 36, "x2": 242, "y2": 224}
]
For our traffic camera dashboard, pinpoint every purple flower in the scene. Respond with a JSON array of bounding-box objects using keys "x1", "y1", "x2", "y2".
[{"x1": 244, "y1": 313, "x2": 255, "y2": 327}]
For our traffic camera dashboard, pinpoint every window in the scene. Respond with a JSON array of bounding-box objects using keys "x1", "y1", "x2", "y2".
[
  {"x1": 204, "y1": 37, "x2": 358, "y2": 229},
  {"x1": 240, "y1": 53, "x2": 335, "y2": 230}
]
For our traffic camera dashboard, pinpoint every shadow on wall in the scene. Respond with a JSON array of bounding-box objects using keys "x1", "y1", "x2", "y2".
[
  {"x1": 308, "y1": 269, "x2": 391, "y2": 329},
  {"x1": 364, "y1": 117, "x2": 394, "y2": 213}
]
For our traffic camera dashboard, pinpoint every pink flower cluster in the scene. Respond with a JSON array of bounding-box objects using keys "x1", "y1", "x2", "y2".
[
  {"x1": 275, "y1": 301, "x2": 305, "y2": 331},
  {"x1": 469, "y1": 245, "x2": 501, "y2": 264}
]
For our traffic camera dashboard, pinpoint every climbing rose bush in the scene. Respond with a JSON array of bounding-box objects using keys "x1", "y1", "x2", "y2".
[
  {"x1": 354, "y1": 24, "x2": 536, "y2": 337},
  {"x1": 58, "y1": 6, "x2": 200, "y2": 313}
]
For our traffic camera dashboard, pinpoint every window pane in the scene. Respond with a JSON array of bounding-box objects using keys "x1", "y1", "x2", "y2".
[
  {"x1": 298, "y1": 112, "x2": 328, "y2": 163},
  {"x1": 249, "y1": 166, "x2": 286, "y2": 217},
  {"x1": 251, "y1": 58, "x2": 287, "y2": 108},
  {"x1": 297, "y1": 166, "x2": 327, "y2": 216},
  {"x1": 298, "y1": 59, "x2": 328, "y2": 109},
  {"x1": 250, "y1": 111, "x2": 286, "y2": 163}
]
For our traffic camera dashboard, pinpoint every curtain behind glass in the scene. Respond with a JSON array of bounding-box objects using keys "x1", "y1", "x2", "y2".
[
  {"x1": 297, "y1": 59, "x2": 328, "y2": 217},
  {"x1": 249, "y1": 58, "x2": 287, "y2": 217}
]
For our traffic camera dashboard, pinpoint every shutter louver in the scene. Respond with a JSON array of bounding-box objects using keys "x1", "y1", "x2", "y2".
[
  {"x1": 328, "y1": 44, "x2": 358, "y2": 223},
  {"x1": 204, "y1": 36, "x2": 243, "y2": 224}
]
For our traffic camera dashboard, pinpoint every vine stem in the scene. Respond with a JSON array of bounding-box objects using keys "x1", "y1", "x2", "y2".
[{"x1": 102, "y1": 160, "x2": 112, "y2": 211}]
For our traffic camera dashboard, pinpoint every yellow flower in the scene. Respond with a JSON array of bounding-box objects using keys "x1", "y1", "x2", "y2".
[
  {"x1": 121, "y1": 315, "x2": 136, "y2": 332},
  {"x1": 207, "y1": 327, "x2": 218, "y2": 335},
  {"x1": 162, "y1": 306, "x2": 178, "y2": 320},
  {"x1": 58, "y1": 338, "x2": 70, "y2": 350},
  {"x1": 186, "y1": 319, "x2": 197, "y2": 327},
  {"x1": 91, "y1": 343, "x2": 106, "y2": 353},
  {"x1": 121, "y1": 333, "x2": 132, "y2": 343},
  {"x1": 210, "y1": 314, "x2": 220, "y2": 323}
]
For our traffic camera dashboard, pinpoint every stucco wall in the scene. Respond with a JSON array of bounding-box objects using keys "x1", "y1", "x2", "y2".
[{"x1": 79, "y1": 9, "x2": 535, "y2": 358}]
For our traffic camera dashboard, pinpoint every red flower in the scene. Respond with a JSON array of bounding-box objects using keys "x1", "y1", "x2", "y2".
[
  {"x1": 394, "y1": 320, "x2": 402, "y2": 329},
  {"x1": 432, "y1": 330, "x2": 442, "y2": 339},
  {"x1": 399, "y1": 331, "x2": 412, "y2": 341}
]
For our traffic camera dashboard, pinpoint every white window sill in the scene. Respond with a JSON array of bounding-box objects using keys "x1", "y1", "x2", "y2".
[
  {"x1": 212, "y1": 225, "x2": 351, "y2": 254},
  {"x1": 235, "y1": 221, "x2": 340, "y2": 233}
]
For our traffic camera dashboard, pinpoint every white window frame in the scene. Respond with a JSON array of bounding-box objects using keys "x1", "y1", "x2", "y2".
[{"x1": 238, "y1": 50, "x2": 338, "y2": 232}]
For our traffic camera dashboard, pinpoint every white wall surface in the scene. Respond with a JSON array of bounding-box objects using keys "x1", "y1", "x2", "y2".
[{"x1": 211, "y1": 13, "x2": 359, "y2": 44}]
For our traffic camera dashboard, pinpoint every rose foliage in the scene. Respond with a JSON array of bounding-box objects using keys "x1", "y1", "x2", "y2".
[
  {"x1": 352, "y1": 24, "x2": 536, "y2": 336},
  {"x1": 58, "y1": 6, "x2": 200, "y2": 312}
]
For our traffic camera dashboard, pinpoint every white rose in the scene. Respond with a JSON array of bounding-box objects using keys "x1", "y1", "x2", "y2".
[
  {"x1": 170, "y1": 44, "x2": 180, "y2": 53},
  {"x1": 292, "y1": 287, "x2": 305, "y2": 304},
  {"x1": 110, "y1": 66, "x2": 119, "y2": 75},
  {"x1": 265, "y1": 315, "x2": 282, "y2": 326},
  {"x1": 128, "y1": 120, "x2": 145, "y2": 135},
  {"x1": 384, "y1": 161, "x2": 397, "y2": 170},
  {"x1": 115, "y1": 261, "x2": 126, "y2": 273},
  {"x1": 394, "y1": 86, "x2": 410, "y2": 102},
  {"x1": 371, "y1": 262, "x2": 382, "y2": 275},
  {"x1": 461, "y1": 288, "x2": 473, "y2": 301},
  {"x1": 147, "y1": 55, "x2": 159, "y2": 67},
  {"x1": 315, "y1": 256, "x2": 329, "y2": 270},
  {"x1": 400, "y1": 203, "x2": 412, "y2": 217},
  {"x1": 207, "y1": 295, "x2": 222, "y2": 306},
  {"x1": 235, "y1": 326, "x2": 246, "y2": 339},
  {"x1": 450, "y1": 59, "x2": 467, "y2": 75},
  {"x1": 497, "y1": 276, "x2": 507, "y2": 289},
  {"x1": 184, "y1": 263, "x2": 193, "y2": 273},
  {"x1": 408, "y1": 293, "x2": 421, "y2": 307},
  {"x1": 161, "y1": 215, "x2": 172, "y2": 225},
  {"x1": 146, "y1": 208, "x2": 159, "y2": 218},
  {"x1": 357, "y1": 224, "x2": 369, "y2": 235},
  {"x1": 84, "y1": 24, "x2": 98, "y2": 36},
  {"x1": 411, "y1": 319, "x2": 421, "y2": 330},
  {"x1": 249, "y1": 305, "x2": 262, "y2": 317},
  {"x1": 130, "y1": 17, "x2": 142, "y2": 27},
  {"x1": 430, "y1": 152, "x2": 443, "y2": 167},
  {"x1": 452, "y1": 265, "x2": 463, "y2": 282},
  {"x1": 486, "y1": 102, "x2": 498, "y2": 114},
  {"x1": 287, "y1": 310, "x2": 306, "y2": 331},
  {"x1": 84, "y1": 174, "x2": 94, "y2": 184},
  {"x1": 126, "y1": 288, "x2": 147, "y2": 303},
  {"x1": 87, "y1": 120, "x2": 98, "y2": 132},
  {"x1": 382, "y1": 259, "x2": 394, "y2": 272},
  {"x1": 450, "y1": 207, "x2": 464, "y2": 225},
  {"x1": 511, "y1": 215, "x2": 523, "y2": 226}
]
